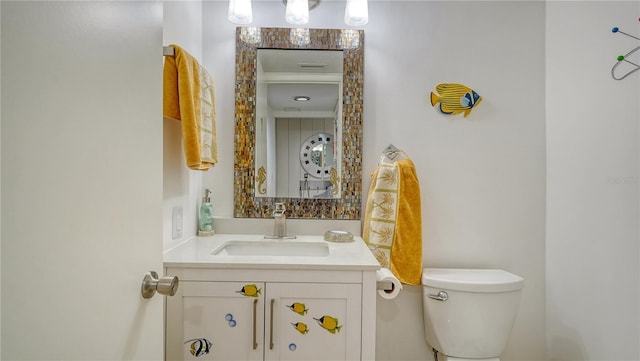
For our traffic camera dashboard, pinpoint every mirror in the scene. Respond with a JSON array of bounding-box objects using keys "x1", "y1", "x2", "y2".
[
  {"x1": 234, "y1": 27, "x2": 364, "y2": 219},
  {"x1": 256, "y1": 48, "x2": 342, "y2": 199}
]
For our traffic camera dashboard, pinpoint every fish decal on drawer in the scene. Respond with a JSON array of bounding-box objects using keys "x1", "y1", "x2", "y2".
[
  {"x1": 314, "y1": 315, "x2": 343, "y2": 334},
  {"x1": 184, "y1": 338, "x2": 212, "y2": 357},
  {"x1": 236, "y1": 284, "x2": 261, "y2": 297},
  {"x1": 287, "y1": 302, "x2": 309, "y2": 315},
  {"x1": 292, "y1": 322, "x2": 310, "y2": 334}
]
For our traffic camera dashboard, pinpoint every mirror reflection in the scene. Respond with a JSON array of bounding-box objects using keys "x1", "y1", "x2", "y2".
[
  {"x1": 255, "y1": 49, "x2": 343, "y2": 199},
  {"x1": 234, "y1": 27, "x2": 364, "y2": 219}
]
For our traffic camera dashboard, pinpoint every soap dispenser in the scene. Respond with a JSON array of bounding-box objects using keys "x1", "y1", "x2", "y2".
[{"x1": 198, "y1": 188, "x2": 215, "y2": 237}]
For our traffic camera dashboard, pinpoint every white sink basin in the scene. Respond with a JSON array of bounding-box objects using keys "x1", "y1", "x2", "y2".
[{"x1": 212, "y1": 240, "x2": 330, "y2": 257}]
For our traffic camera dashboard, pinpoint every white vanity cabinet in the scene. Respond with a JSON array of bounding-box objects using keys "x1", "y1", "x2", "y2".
[
  {"x1": 166, "y1": 280, "x2": 265, "y2": 361},
  {"x1": 162, "y1": 235, "x2": 380, "y2": 361},
  {"x1": 165, "y1": 268, "x2": 370, "y2": 361}
]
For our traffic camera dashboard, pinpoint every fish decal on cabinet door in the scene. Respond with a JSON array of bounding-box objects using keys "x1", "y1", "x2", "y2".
[
  {"x1": 314, "y1": 315, "x2": 343, "y2": 334},
  {"x1": 292, "y1": 322, "x2": 310, "y2": 334},
  {"x1": 184, "y1": 338, "x2": 213, "y2": 357},
  {"x1": 236, "y1": 284, "x2": 262, "y2": 297},
  {"x1": 430, "y1": 83, "x2": 482, "y2": 118},
  {"x1": 287, "y1": 302, "x2": 309, "y2": 315}
]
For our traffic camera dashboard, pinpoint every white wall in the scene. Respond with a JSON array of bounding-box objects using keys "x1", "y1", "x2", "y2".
[
  {"x1": 202, "y1": 1, "x2": 546, "y2": 360},
  {"x1": 163, "y1": 1, "x2": 204, "y2": 251},
  {"x1": 546, "y1": 2, "x2": 640, "y2": 360}
]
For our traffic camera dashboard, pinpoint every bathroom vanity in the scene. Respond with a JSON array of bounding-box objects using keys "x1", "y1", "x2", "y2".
[{"x1": 163, "y1": 234, "x2": 379, "y2": 361}]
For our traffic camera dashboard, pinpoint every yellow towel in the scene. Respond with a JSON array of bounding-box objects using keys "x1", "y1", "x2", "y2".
[
  {"x1": 363, "y1": 158, "x2": 422, "y2": 285},
  {"x1": 163, "y1": 44, "x2": 217, "y2": 170}
]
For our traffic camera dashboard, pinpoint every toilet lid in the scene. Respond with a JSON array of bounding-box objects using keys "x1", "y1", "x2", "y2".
[{"x1": 422, "y1": 268, "x2": 524, "y2": 293}]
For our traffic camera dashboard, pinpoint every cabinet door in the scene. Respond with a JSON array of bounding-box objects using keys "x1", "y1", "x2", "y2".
[
  {"x1": 265, "y1": 283, "x2": 362, "y2": 361},
  {"x1": 166, "y1": 281, "x2": 265, "y2": 361}
]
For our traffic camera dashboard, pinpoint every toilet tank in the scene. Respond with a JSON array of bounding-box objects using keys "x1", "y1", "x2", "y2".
[{"x1": 422, "y1": 269, "x2": 524, "y2": 359}]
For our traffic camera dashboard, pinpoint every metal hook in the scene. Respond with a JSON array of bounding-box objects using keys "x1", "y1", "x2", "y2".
[
  {"x1": 611, "y1": 46, "x2": 640, "y2": 80},
  {"x1": 611, "y1": 26, "x2": 640, "y2": 80}
]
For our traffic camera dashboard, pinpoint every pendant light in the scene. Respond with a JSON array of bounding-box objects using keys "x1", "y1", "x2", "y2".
[
  {"x1": 285, "y1": 0, "x2": 309, "y2": 25},
  {"x1": 344, "y1": 0, "x2": 368, "y2": 26},
  {"x1": 228, "y1": 0, "x2": 369, "y2": 27},
  {"x1": 228, "y1": 0, "x2": 253, "y2": 25}
]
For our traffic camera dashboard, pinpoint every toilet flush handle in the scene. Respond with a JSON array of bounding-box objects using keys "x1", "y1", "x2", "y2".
[{"x1": 428, "y1": 291, "x2": 448, "y2": 301}]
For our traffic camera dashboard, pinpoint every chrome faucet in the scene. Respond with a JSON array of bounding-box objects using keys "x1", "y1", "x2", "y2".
[{"x1": 265, "y1": 203, "x2": 296, "y2": 239}]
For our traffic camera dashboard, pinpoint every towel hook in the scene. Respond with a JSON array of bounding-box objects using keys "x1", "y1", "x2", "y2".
[
  {"x1": 384, "y1": 144, "x2": 399, "y2": 159},
  {"x1": 611, "y1": 24, "x2": 640, "y2": 80},
  {"x1": 379, "y1": 144, "x2": 408, "y2": 164}
]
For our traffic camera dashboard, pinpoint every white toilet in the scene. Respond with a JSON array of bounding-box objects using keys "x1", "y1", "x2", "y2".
[{"x1": 422, "y1": 268, "x2": 524, "y2": 361}]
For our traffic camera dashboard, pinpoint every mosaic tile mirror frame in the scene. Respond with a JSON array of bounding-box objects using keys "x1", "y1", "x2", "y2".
[{"x1": 233, "y1": 27, "x2": 364, "y2": 219}]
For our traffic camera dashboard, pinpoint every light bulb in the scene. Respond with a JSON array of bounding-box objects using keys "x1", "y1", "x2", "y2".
[
  {"x1": 228, "y1": 0, "x2": 252, "y2": 25},
  {"x1": 286, "y1": 0, "x2": 309, "y2": 25},
  {"x1": 344, "y1": 0, "x2": 368, "y2": 26}
]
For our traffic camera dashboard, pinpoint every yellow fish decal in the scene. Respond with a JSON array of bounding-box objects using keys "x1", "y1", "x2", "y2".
[
  {"x1": 236, "y1": 284, "x2": 262, "y2": 297},
  {"x1": 314, "y1": 315, "x2": 342, "y2": 334},
  {"x1": 292, "y1": 322, "x2": 310, "y2": 334},
  {"x1": 287, "y1": 302, "x2": 309, "y2": 315},
  {"x1": 184, "y1": 338, "x2": 212, "y2": 357},
  {"x1": 430, "y1": 83, "x2": 482, "y2": 118}
]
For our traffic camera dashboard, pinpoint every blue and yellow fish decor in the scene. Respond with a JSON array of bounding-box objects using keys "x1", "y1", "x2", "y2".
[
  {"x1": 430, "y1": 83, "x2": 482, "y2": 118},
  {"x1": 184, "y1": 338, "x2": 212, "y2": 357}
]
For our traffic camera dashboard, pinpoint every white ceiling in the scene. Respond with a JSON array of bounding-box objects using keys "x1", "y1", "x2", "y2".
[{"x1": 258, "y1": 49, "x2": 343, "y2": 116}]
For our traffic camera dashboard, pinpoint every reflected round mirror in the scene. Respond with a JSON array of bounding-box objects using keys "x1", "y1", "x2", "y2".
[
  {"x1": 300, "y1": 133, "x2": 335, "y2": 176},
  {"x1": 234, "y1": 27, "x2": 364, "y2": 219}
]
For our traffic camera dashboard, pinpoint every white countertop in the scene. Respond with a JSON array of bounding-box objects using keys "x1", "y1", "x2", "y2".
[{"x1": 163, "y1": 233, "x2": 381, "y2": 271}]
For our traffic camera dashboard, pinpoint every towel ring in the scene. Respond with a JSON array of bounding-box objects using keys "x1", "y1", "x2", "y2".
[{"x1": 379, "y1": 144, "x2": 409, "y2": 164}]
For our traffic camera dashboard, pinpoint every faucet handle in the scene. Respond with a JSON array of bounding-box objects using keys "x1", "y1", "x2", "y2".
[{"x1": 274, "y1": 203, "x2": 286, "y2": 216}]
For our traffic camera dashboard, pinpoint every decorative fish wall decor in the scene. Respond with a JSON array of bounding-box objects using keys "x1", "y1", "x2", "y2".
[{"x1": 430, "y1": 83, "x2": 482, "y2": 118}]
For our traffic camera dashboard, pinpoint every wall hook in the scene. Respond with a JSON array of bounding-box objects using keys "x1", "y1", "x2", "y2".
[{"x1": 611, "y1": 23, "x2": 640, "y2": 80}]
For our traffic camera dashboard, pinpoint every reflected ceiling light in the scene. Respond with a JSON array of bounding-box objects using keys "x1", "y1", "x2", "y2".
[
  {"x1": 240, "y1": 27, "x2": 261, "y2": 44},
  {"x1": 290, "y1": 28, "x2": 310, "y2": 45},
  {"x1": 339, "y1": 29, "x2": 360, "y2": 49},
  {"x1": 345, "y1": 0, "x2": 368, "y2": 26},
  {"x1": 228, "y1": 0, "x2": 252, "y2": 24},
  {"x1": 227, "y1": 0, "x2": 368, "y2": 27},
  {"x1": 294, "y1": 96, "x2": 311, "y2": 102}
]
